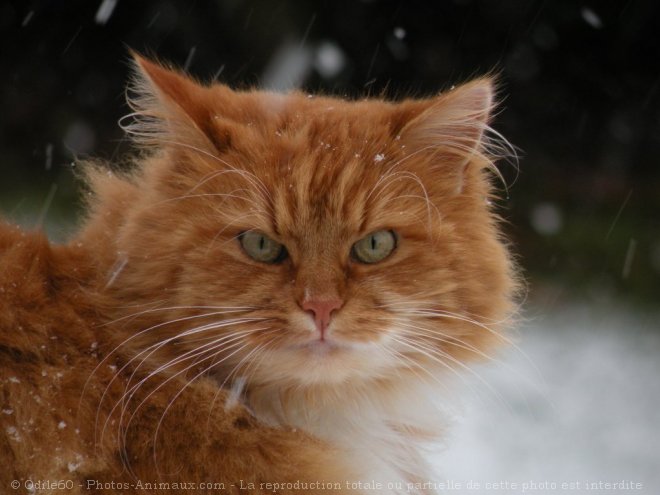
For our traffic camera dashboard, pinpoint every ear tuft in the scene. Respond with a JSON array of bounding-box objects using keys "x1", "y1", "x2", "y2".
[
  {"x1": 131, "y1": 53, "x2": 198, "y2": 110},
  {"x1": 402, "y1": 78, "x2": 494, "y2": 160},
  {"x1": 123, "y1": 51, "x2": 231, "y2": 154},
  {"x1": 400, "y1": 78, "x2": 513, "y2": 193}
]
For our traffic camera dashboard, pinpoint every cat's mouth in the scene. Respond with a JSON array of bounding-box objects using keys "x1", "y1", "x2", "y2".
[
  {"x1": 298, "y1": 338, "x2": 341, "y2": 350},
  {"x1": 291, "y1": 337, "x2": 349, "y2": 356}
]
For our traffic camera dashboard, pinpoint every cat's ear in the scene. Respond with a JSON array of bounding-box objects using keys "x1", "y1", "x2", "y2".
[
  {"x1": 398, "y1": 78, "x2": 497, "y2": 194},
  {"x1": 127, "y1": 52, "x2": 232, "y2": 153}
]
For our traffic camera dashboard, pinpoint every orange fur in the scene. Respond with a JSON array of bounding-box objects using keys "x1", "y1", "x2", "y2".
[{"x1": 1, "y1": 55, "x2": 517, "y2": 494}]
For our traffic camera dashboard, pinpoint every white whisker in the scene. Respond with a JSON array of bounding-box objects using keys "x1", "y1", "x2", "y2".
[
  {"x1": 149, "y1": 340, "x2": 256, "y2": 475},
  {"x1": 90, "y1": 314, "x2": 262, "y2": 430},
  {"x1": 96, "y1": 318, "x2": 267, "y2": 446},
  {"x1": 392, "y1": 334, "x2": 512, "y2": 412},
  {"x1": 113, "y1": 334, "x2": 255, "y2": 452}
]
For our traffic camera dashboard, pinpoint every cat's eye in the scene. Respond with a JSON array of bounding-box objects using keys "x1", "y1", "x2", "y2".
[
  {"x1": 239, "y1": 231, "x2": 287, "y2": 264},
  {"x1": 351, "y1": 230, "x2": 397, "y2": 264}
]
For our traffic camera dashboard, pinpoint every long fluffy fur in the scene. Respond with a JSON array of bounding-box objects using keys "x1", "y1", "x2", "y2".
[{"x1": 1, "y1": 55, "x2": 518, "y2": 494}]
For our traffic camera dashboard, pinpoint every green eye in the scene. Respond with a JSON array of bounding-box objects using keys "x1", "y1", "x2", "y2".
[
  {"x1": 352, "y1": 230, "x2": 397, "y2": 264},
  {"x1": 239, "y1": 231, "x2": 287, "y2": 264}
]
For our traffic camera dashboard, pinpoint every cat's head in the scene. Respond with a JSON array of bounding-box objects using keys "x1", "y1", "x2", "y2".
[{"x1": 84, "y1": 55, "x2": 517, "y2": 389}]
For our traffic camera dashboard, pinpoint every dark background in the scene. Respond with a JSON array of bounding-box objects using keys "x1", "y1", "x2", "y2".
[{"x1": 1, "y1": 0, "x2": 659, "y2": 305}]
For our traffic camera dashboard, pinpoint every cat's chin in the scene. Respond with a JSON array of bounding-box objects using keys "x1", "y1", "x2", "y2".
[{"x1": 244, "y1": 337, "x2": 394, "y2": 387}]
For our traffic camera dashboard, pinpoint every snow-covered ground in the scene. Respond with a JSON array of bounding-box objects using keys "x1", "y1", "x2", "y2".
[{"x1": 432, "y1": 302, "x2": 660, "y2": 494}]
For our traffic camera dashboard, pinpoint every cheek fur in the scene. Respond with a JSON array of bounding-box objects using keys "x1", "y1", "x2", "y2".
[{"x1": 167, "y1": 209, "x2": 506, "y2": 386}]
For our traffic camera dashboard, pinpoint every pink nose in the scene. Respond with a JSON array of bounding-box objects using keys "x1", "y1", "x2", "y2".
[{"x1": 301, "y1": 298, "x2": 343, "y2": 339}]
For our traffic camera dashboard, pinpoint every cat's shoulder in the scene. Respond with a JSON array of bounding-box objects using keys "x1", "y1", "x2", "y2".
[
  {"x1": 0, "y1": 220, "x2": 97, "y2": 356},
  {"x1": 0, "y1": 220, "x2": 50, "y2": 269},
  {"x1": 0, "y1": 220, "x2": 83, "y2": 294}
]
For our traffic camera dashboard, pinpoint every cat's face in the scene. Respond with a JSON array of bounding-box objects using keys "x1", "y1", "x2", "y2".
[{"x1": 92, "y1": 56, "x2": 515, "y2": 388}]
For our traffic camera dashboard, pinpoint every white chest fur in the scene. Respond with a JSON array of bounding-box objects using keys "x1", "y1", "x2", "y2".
[{"x1": 246, "y1": 380, "x2": 445, "y2": 495}]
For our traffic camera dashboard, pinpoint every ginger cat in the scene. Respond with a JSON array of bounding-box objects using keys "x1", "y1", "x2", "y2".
[{"x1": 0, "y1": 54, "x2": 516, "y2": 494}]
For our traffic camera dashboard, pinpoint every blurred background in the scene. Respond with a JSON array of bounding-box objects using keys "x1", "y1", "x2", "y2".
[{"x1": 1, "y1": 0, "x2": 658, "y2": 491}]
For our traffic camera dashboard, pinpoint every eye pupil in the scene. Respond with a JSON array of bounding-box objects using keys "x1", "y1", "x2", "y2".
[
  {"x1": 352, "y1": 230, "x2": 397, "y2": 264},
  {"x1": 239, "y1": 231, "x2": 287, "y2": 264}
]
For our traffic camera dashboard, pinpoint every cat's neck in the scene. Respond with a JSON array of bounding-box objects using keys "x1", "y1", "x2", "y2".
[{"x1": 245, "y1": 377, "x2": 445, "y2": 488}]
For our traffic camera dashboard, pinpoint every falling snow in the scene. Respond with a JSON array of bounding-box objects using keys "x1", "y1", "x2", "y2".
[
  {"x1": 63, "y1": 121, "x2": 96, "y2": 154},
  {"x1": 105, "y1": 254, "x2": 128, "y2": 288},
  {"x1": 262, "y1": 42, "x2": 313, "y2": 91},
  {"x1": 58, "y1": 421, "x2": 67, "y2": 430},
  {"x1": 183, "y1": 46, "x2": 197, "y2": 72},
  {"x1": 530, "y1": 202, "x2": 562, "y2": 235},
  {"x1": 606, "y1": 190, "x2": 633, "y2": 240},
  {"x1": 373, "y1": 153, "x2": 385, "y2": 163},
  {"x1": 62, "y1": 27, "x2": 82, "y2": 55},
  {"x1": 314, "y1": 41, "x2": 346, "y2": 79},
  {"x1": 44, "y1": 143, "x2": 53, "y2": 171},
  {"x1": 212, "y1": 64, "x2": 226, "y2": 81},
  {"x1": 581, "y1": 7, "x2": 603, "y2": 29},
  {"x1": 95, "y1": 0, "x2": 118, "y2": 25},
  {"x1": 6, "y1": 426, "x2": 21, "y2": 442},
  {"x1": 146, "y1": 10, "x2": 160, "y2": 29},
  {"x1": 622, "y1": 239, "x2": 637, "y2": 279},
  {"x1": 21, "y1": 10, "x2": 34, "y2": 27},
  {"x1": 67, "y1": 454, "x2": 83, "y2": 472}
]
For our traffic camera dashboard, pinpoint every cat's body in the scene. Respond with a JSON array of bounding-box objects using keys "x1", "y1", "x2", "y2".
[
  {"x1": 0, "y1": 223, "x2": 355, "y2": 494},
  {"x1": 1, "y1": 55, "x2": 516, "y2": 494}
]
